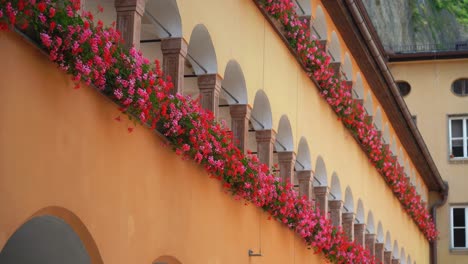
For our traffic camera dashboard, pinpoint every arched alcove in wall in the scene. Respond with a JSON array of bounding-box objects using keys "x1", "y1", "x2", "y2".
[
  {"x1": 311, "y1": 5, "x2": 327, "y2": 40},
  {"x1": 295, "y1": 137, "x2": 312, "y2": 170},
  {"x1": 398, "y1": 147, "x2": 404, "y2": 167},
  {"x1": 364, "y1": 91, "x2": 374, "y2": 116},
  {"x1": 367, "y1": 211, "x2": 375, "y2": 233},
  {"x1": 221, "y1": 60, "x2": 248, "y2": 105},
  {"x1": 330, "y1": 172, "x2": 342, "y2": 200},
  {"x1": 153, "y1": 256, "x2": 183, "y2": 264},
  {"x1": 390, "y1": 136, "x2": 397, "y2": 156},
  {"x1": 329, "y1": 32, "x2": 342, "y2": 62},
  {"x1": 251, "y1": 90, "x2": 273, "y2": 130},
  {"x1": 314, "y1": 156, "x2": 328, "y2": 186},
  {"x1": 356, "y1": 199, "x2": 365, "y2": 223},
  {"x1": 344, "y1": 186, "x2": 354, "y2": 212},
  {"x1": 374, "y1": 107, "x2": 383, "y2": 131},
  {"x1": 385, "y1": 231, "x2": 392, "y2": 251},
  {"x1": 407, "y1": 255, "x2": 412, "y2": 264},
  {"x1": 400, "y1": 248, "x2": 406, "y2": 264},
  {"x1": 377, "y1": 222, "x2": 384, "y2": 243},
  {"x1": 187, "y1": 24, "x2": 218, "y2": 75},
  {"x1": 276, "y1": 115, "x2": 294, "y2": 152},
  {"x1": 342, "y1": 53, "x2": 353, "y2": 81},
  {"x1": 393, "y1": 241, "x2": 400, "y2": 259},
  {"x1": 143, "y1": 0, "x2": 182, "y2": 39},
  {"x1": 0, "y1": 207, "x2": 102, "y2": 264},
  {"x1": 294, "y1": 0, "x2": 311, "y2": 15},
  {"x1": 353, "y1": 72, "x2": 364, "y2": 99},
  {"x1": 383, "y1": 123, "x2": 390, "y2": 144}
]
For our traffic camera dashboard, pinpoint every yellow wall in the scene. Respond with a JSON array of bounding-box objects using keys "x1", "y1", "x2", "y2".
[
  {"x1": 0, "y1": 0, "x2": 434, "y2": 261},
  {"x1": 390, "y1": 58, "x2": 468, "y2": 264}
]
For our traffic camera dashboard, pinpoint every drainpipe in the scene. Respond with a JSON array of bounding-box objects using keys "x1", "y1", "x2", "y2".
[{"x1": 430, "y1": 181, "x2": 449, "y2": 264}]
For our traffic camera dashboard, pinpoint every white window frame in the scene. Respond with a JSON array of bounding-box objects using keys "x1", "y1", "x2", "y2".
[
  {"x1": 451, "y1": 206, "x2": 468, "y2": 249},
  {"x1": 448, "y1": 116, "x2": 468, "y2": 159}
]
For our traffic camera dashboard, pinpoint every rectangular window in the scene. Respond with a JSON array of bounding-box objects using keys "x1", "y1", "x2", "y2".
[
  {"x1": 449, "y1": 116, "x2": 468, "y2": 159},
  {"x1": 452, "y1": 207, "x2": 468, "y2": 248}
]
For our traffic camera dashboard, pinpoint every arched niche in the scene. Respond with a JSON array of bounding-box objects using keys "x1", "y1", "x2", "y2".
[
  {"x1": 367, "y1": 211, "x2": 375, "y2": 233},
  {"x1": 187, "y1": 24, "x2": 218, "y2": 75},
  {"x1": 330, "y1": 172, "x2": 342, "y2": 200},
  {"x1": 377, "y1": 222, "x2": 384, "y2": 243},
  {"x1": 251, "y1": 90, "x2": 273, "y2": 130},
  {"x1": 390, "y1": 136, "x2": 397, "y2": 156},
  {"x1": 342, "y1": 53, "x2": 353, "y2": 81},
  {"x1": 364, "y1": 91, "x2": 374, "y2": 116},
  {"x1": 295, "y1": 137, "x2": 312, "y2": 170},
  {"x1": 143, "y1": 0, "x2": 182, "y2": 39},
  {"x1": 398, "y1": 147, "x2": 404, "y2": 167},
  {"x1": 153, "y1": 256, "x2": 183, "y2": 264},
  {"x1": 374, "y1": 107, "x2": 383, "y2": 131},
  {"x1": 0, "y1": 207, "x2": 102, "y2": 264},
  {"x1": 407, "y1": 255, "x2": 412, "y2": 264},
  {"x1": 344, "y1": 186, "x2": 354, "y2": 212},
  {"x1": 393, "y1": 241, "x2": 400, "y2": 259},
  {"x1": 311, "y1": 5, "x2": 327, "y2": 40},
  {"x1": 294, "y1": 0, "x2": 311, "y2": 15},
  {"x1": 356, "y1": 199, "x2": 365, "y2": 223},
  {"x1": 400, "y1": 248, "x2": 406, "y2": 264},
  {"x1": 329, "y1": 31, "x2": 342, "y2": 62},
  {"x1": 353, "y1": 72, "x2": 364, "y2": 99},
  {"x1": 276, "y1": 115, "x2": 294, "y2": 152},
  {"x1": 314, "y1": 156, "x2": 328, "y2": 187},
  {"x1": 221, "y1": 60, "x2": 248, "y2": 104},
  {"x1": 385, "y1": 231, "x2": 392, "y2": 251},
  {"x1": 383, "y1": 123, "x2": 390, "y2": 145}
]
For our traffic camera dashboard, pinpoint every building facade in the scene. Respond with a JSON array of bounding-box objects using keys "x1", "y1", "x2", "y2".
[{"x1": 0, "y1": 0, "x2": 447, "y2": 263}]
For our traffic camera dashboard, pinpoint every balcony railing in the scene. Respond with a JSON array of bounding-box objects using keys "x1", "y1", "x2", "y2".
[{"x1": 384, "y1": 41, "x2": 468, "y2": 54}]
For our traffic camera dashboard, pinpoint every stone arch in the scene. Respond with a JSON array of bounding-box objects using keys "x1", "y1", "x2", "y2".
[
  {"x1": 393, "y1": 241, "x2": 400, "y2": 259},
  {"x1": 398, "y1": 147, "x2": 404, "y2": 167},
  {"x1": 0, "y1": 206, "x2": 102, "y2": 264},
  {"x1": 330, "y1": 172, "x2": 342, "y2": 200},
  {"x1": 342, "y1": 53, "x2": 353, "y2": 81},
  {"x1": 187, "y1": 24, "x2": 218, "y2": 75},
  {"x1": 367, "y1": 211, "x2": 375, "y2": 233},
  {"x1": 377, "y1": 222, "x2": 384, "y2": 243},
  {"x1": 295, "y1": 137, "x2": 312, "y2": 170},
  {"x1": 143, "y1": 0, "x2": 182, "y2": 38},
  {"x1": 364, "y1": 91, "x2": 374, "y2": 116},
  {"x1": 329, "y1": 31, "x2": 342, "y2": 62},
  {"x1": 374, "y1": 107, "x2": 383, "y2": 131},
  {"x1": 276, "y1": 115, "x2": 294, "y2": 152},
  {"x1": 390, "y1": 136, "x2": 397, "y2": 156},
  {"x1": 294, "y1": 0, "x2": 311, "y2": 15},
  {"x1": 153, "y1": 256, "x2": 183, "y2": 264},
  {"x1": 221, "y1": 60, "x2": 248, "y2": 105},
  {"x1": 356, "y1": 199, "x2": 365, "y2": 223},
  {"x1": 251, "y1": 90, "x2": 273, "y2": 130},
  {"x1": 312, "y1": 5, "x2": 327, "y2": 40},
  {"x1": 314, "y1": 156, "x2": 328, "y2": 186},
  {"x1": 353, "y1": 72, "x2": 364, "y2": 99},
  {"x1": 344, "y1": 186, "x2": 354, "y2": 212},
  {"x1": 383, "y1": 123, "x2": 390, "y2": 144},
  {"x1": 385, "y1": 231, "x2": 392, "y2": 251},
  {"x1": 407, "y1": 255, "x2": 412, "y2": 264},
  {"x1": 400, "y1": 248, "x2": 406, "y2": 264}
]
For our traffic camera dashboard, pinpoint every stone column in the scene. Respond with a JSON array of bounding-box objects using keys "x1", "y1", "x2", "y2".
[
  {"x1": 354, "y1": 223, "x2": 366, "y2": 247},
  {"x1": 342, "y1": 212, "x2": 355, "y2": 241},
  {"x1": 299, "y1": 15, "x2": 311, "y2": 28},
  {"x1": 297, "y1": 170, "x2": 313, "y2": 200},
  {"x1": 197, "y1": 74, "x2": 222, "y2": 117},
  {"x1": 365, "y1": 115, "x2": 373, "y2": 124},
  {"x1": 365, "y1": 233, "x2": 376, "y2": 256},
  {"x1": 344, "y1": 80, "x2": 353, "y2": 88},
  {"x1": 328, "y1": 200, "x2": 343, "y2": 227},
  {"x1": 313, "y1": 186, "x2": 329, "y2": 217},
  {"x1": 277, "y1": 152, "x2": 296, "y2": 184},
  {"x1": 229, "y1": 104, "x2": 251, "y2": 152},
  {"x1": 161, "y1": 38, "x2": 188, "y2": 94},
  {"x1": 354, "y1": 99, "x2": 364, "y2": 106},
  {"x1": 391, "y1": 259, "x2": 400, "y2": 264},
  {"x1": 375, "y1": 243, "x2": 384, "y2": 263},
  {"x1": 255, "y1": 130, "x2": 276, "y2": 168},
  {"x1": 384, "y1": 251, "x2": 392, "y2": 264},
  {"x1": 330, "y1": 62, "x2": 341, "y2": 78},
  {"x1": 115, "y1": 0, "x2": 145, "y2": 49}
]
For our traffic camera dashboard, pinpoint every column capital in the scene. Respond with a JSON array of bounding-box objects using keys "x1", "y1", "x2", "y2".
[
  {"x1": 384, "y1": 251, "x2": 392, "y2": 264},
  {"x1": 344, "y1": 80, "x2": 353, "y2": 88},
  {"x1": 277, "y1": 151, "x2": 296, "y2": 162},
  {"x1": 342, "y1": 212, "x2": 355, "y2": 221},
  {"x1": 255, "y1": 129, "x2": 277, "y2": 144},
  {"x1": 230, "y1": 104, "x2": 252, "y2": 119},
  {"x1": 313, "y1": 185, "x2": 329, "y2": 196},
  {"x1": 115, "y1": 0, "x2": 145, "y2": 15},
  {"x1": 161, "y1": 37, "x2": 188, "y2": 56},
  {"x1": 297, "y1": 170, "x2": 312, "y2": 182},
  {"x1": 329, "y1": 199, "x2": 343, "y2": 210},
  {"x1": 197, "y1": 74, "x2": 222, "y2": 90}
]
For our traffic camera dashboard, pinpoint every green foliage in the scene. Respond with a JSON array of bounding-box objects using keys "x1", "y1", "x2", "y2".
[{"x1": 433, "y1": 0, "x2": 468, "y2": 25}]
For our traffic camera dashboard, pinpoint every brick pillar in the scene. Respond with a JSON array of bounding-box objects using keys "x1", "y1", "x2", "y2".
[
  {"x1": 365, "y1": 233, "x2": 376, "y2": 256},
  {"x1": 299, "y1": 15, "x2": 311, "y2": 28},
  {"x1": 277, "y1": 152, "x2": 296, "y2": 184},
  {"x1": 229, "y1": 104, "x2": 251, "y2": 152},
  {"x1": 384, "y1": 251, "x2": 392, "y2": 264},
  {"x1": 255, "y1": 130, "x2": 276, "y2": 168},
  {"x1": 328, "y1": 200, "x2": 343, "y2": 227},
  {"x1": 391, "y1": 259, "x2": 400, "y2": 264},
  {"x1": 318, "y1": 40, "x2": 328, "y2": 51},
  {"x1": 375, "y1": 243, "x2": 384, "y2": 263},
  {"x1": 297, "y1": 170, "x2": 313, "y2": 200},
  {"x1": 115, "y1": 0, "x2": 145, "y2": 49},
  {"x1": 344, "y1": 80, "x2": 353, "y2": 88},
  {"x1": 354, "y1": 223, "x2": 366, "y2": 246},
  {"x1": 342, "y1": 212, "x2": 355, "y2": 241},
  {"x1": 354, "y1": 99, "x2": 363, "y2": 106},
  {"x1": 365, "y1": 115, "x2": 373, "y2": 124},
  {"x1": 313, "y1": 186, "x2": 329, "y2": 217},
  {"x1": 197, "y1": 74, "x2": 222, "y2": 117},
  {"x1": 161, "y1": 38, "x2": 188, "y2": 94},
  {"x1": 330, "y1": 62, "x2": 341, "y2": 78}
]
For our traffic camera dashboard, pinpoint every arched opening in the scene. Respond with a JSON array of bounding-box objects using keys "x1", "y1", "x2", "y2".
[
  {"x1": 398, "y1": 148, "x2": 405, "y2": 168},
  {"x1": 383, "y1": 123, "x2": 390, "y2": 144},
  {"x1": 294, "y1": 0, "x2": 311, "y2": 15},
  {"x1": 407, "y1": 255, "x2": 412, "y2": 264},
  {"x1": 276, "y1": 115, "x2": 294, "y2": 152},
  {"x1": 367, "y1": 211, "x2": 375, "y2": 234},
  {"x1": 353, "y1": 73, "x2": 364, "y2": 99},
  {"x1": 314, "y1": 156, "x2": 328, "y2": 187},
  {"x1": 344, "y1": 186, "x2": 354, "y2": 212},
  {"x1": 374, "y1": 107, "x2": 383, "y2": 131},
  {"x1": 393, "y1": 241, "x2": 400, "y2": 259},
  {"x1": 400, "y1": 248, "x2": 406, "y2": 264},
  {"x1": 246, "y1": 90, "x2": 273, "y2": 155},
  {"x1": 385, "y1": 231, "x2": 392, "y2": 251},
  {"x1": 377, "y1": 222, "x2": 384, "y2": 243},
  {"x1": 140, "y1": 0, "x2": 183, "y2": 64},
  {"x1": 330, "y1": 173, "x2": 342, "y2": 200},
  {"x1": 311, "y1": 5, "x2": 327, "y2": 40},
  {"x1": 390, "y1": 136, "x2": 397, "y2": 156},
  {"x1": 356, "y1": 199, "x2": 365, "y2": 224},
  {"x1": 153, "y1": 255, "x2": 183, "y2": 264},
  {"x1": 342, "y1": 53, "x2": 353, "y2": 81},
  {"x1": 364, "y1": 91, "x2": 374, "y2": 116},
  {"x1": 295, "y1": 137, "x2": 312, "y2": 170},
  {"x1": 0, "y1": 207, "x2": 102, "y2": 264},
  {"x1": 329, "y1": 32, "x2": 342, "y2": 62}
]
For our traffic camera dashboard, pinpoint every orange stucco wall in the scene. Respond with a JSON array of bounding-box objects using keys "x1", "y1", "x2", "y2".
[{"x1": 0, "y1": 31, "x2": 326, "y2": 264}]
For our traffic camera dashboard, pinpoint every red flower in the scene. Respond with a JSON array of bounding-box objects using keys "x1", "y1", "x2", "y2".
[
  {"x1": 49, "y1": 7, "x2": 55, "y2": 18},
  {"x1": 37, "y1": 2, "x2": 46, "y2": 13}
]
